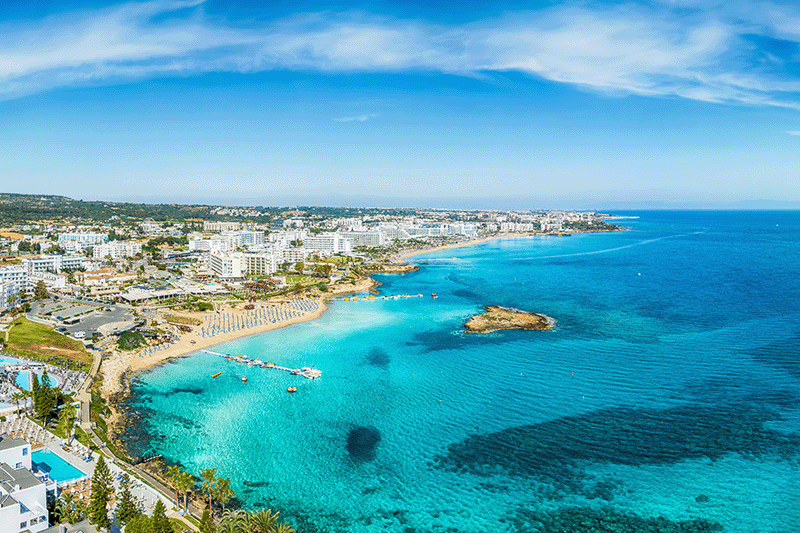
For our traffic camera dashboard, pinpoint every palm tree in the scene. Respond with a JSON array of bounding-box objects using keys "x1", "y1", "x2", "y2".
[
  {"x1": 248, "y1": 509, "x2": 279, "y2": 533},
  {"x1": 165, "y1": 465, "x2": 181, "y2": 508},
  {"x1": 214, "y1": 477, "x2": 234, "y2": 515},
  {"x1": 11, "y1": 391, "x2": 24, "y2": 417},
  {"x1": 175, "y1": 470, "x2": 194, "y2": 513},
  {"x1": 201, "y1": 468, "x2": 217, "y2": 512},
  {"x1": 218, "y1": 509, "x2": 249, "y2": 533},
  {"x1": 273, "y1": 522, "x2": 296, "y2": 533}
]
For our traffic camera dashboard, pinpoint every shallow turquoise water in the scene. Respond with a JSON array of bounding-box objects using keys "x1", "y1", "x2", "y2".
[{"x1": 124, "y1": 212, "x2": 800, "y2": 532}]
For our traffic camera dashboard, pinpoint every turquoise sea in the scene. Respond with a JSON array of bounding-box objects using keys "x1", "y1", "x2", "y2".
[{"x1": 122, "y1": 211, "x2": 800, "y2": 532}]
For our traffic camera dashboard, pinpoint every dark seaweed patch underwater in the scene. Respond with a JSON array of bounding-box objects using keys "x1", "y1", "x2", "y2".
[{"x1": 436, "y1": 401, "x2": 800, "y2": 488}]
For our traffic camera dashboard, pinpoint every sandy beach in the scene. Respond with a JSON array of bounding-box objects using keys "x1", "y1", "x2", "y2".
[
  {"x1": 396, "y1": 233, "x2": 541, "y2": 261},
  {"x1": 100, "y1": 299, "x2": 327, "y2": 397}
]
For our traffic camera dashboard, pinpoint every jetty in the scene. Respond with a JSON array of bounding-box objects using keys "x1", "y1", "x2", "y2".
[
  {"x1": 202, "y1": 350, "x2": 321, "y2": 379},
  {"x1": 340, "y1": 293, "x2": 424, "y2": 302}
]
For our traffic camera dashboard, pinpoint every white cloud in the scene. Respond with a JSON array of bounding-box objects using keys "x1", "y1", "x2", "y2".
[
  {"x1": 334, "y1": 114, "x2": 378, "y2": 122},
  {"x1": 787, "y1": 130, "x2": 800, "y2": 135},
  {"x1": 1, "y1": 0, "x2": 799, "y2": 108}
]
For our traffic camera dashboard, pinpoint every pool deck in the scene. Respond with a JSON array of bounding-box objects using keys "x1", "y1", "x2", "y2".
[{"x1": 46, "y1": 441, "x2": 167, "y2": 514}]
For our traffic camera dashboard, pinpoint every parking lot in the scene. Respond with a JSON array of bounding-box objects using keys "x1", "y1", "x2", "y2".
[{"x1": 32, "y1": 299, "x2": 137, "y2": 338}]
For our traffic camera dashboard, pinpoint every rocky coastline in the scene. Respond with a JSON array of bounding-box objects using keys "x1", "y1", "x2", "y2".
[{"x1": 465, "y1": 306, "x2": 554, "y2": 334}]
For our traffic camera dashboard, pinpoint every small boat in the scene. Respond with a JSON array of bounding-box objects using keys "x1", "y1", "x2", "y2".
[
  {"x1": 287, "y1": 387, "x2": 297, "y2": 393},
  {"x1": 211, "y1": 372, "x2": 222, "y2": 379},
  {"x1": 431, "y1": 293, "x2": 437, "y2": 299},
  {"x1": 241, "y1": 376, "x2": 248, "y2": 383}
]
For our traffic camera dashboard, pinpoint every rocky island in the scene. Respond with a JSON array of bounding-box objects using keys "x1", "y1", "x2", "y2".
[{"x1": 465, "y1": 306, "x2": 554, "y2": 334}]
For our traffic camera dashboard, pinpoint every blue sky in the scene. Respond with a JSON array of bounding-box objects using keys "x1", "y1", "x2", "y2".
[{"x1": 1, "y1": 0, "x2": 799, "y2": 208}]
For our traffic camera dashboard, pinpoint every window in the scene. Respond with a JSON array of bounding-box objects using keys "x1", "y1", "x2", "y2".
[
  {"x1": 15, "y1": 462, "x2": 22, "y2": 469},
  {"x1": 22, "y1": 447, "x2": 28, "y2": 456},
  {"x1": 20, "y1": 522, "x2": 27, "y2": 529}
]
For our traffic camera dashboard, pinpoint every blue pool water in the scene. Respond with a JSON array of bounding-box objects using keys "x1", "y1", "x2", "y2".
[
  {"x1": 123, "y1": 211, "x2": 800, "y2": 533},
  {"x1": 15, "y1": 371, "x2": 58, "y2": 391},
  {"x1": 0, "y1": 357, "x2": 20, "y2": 366},
  {"x1": 31, "y1": 449, "x2": 85, "y2": 483}
]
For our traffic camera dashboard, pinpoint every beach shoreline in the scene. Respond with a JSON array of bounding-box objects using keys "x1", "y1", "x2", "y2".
[{"x1": 396, "y1": 233, "x2": 540, "y2": 261}]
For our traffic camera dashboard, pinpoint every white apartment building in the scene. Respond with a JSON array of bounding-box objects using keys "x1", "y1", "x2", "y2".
[
  {"x1": 242, "y1": 252, "x2": 277, "y2": 276},
  {"x1": 92, "y1": 242, "x2": 143, "y2": 260},
  {"x1": 282, "y1": 219, "x2": 305, "y2": 229},
  {"x1": 500, "y1": 222, "x2": 539, "y2": 232},
  {"x1": 341, "y1": 230, "x2": 385, "y2": 247},
  {"x1": 269, "y1": 230, "x2": 307, "y2": 249},
  {"x1": 188, "y1": 238, "x2": 230, "y2": 253},
  {"x1": 203, "y1": 221, "x2": 241, "y2": 232},
  {"x1": 281, "y1": 249, "x2": 307, "y2": 263},
  {"x1": 209, "y1": 252, "x2": 245, "y2": 280},
  {"x1": 303, "y1": 233, "x2": 352, "y2": 256},
  {"x1": 57, "y1": 233, "x2": 108, "y2": 253},
  {"x1": 220, "y1": 231, "x2": 264, "y2": 249},
  {"x1": 0, "y1": 434, "x2": 50, "y2": 533},
  {"x1": 0, "y1": 266, "x2": 27, "y2": 309},
  {"x1": 23, "y1": 255, "x2": 86, "y2": 275},
  {"x1": 29, "y1": 271, "x2": 66, "y2": 290}
]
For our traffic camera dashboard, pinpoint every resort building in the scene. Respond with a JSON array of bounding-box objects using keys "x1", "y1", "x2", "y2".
[
  {"x1": 242, "y1": 252, "x2": 277, "y2": 276},
  {"x1": 23, "y1": 255, "x2": 89, "y2": 275},
  {"x1": 57, "y1": 233, "x2": 108, "y2": 253},
  {"x1": 339, "y1": 230, "x2": 385, "y2": 248},
  {"x1": 0, "y1": 266, "x2": 27, "y2": 310},
  {"x1": 203, "y1": 221, "x2": 241, "y2": 232},
  {"x1": 220, "y1": 230, "x2": 264, "y2": 248},
  {"x1": 188, "y1": 238, "x2": 231, "y2": 253},
  {"x1": 209, "y1": 252, "x2": 246, "y2": 280},
  {"x1": 91, "y1": 242, "x2": 143, "y2": 260},
  {"x1": 303, "y1": 233, "x2": 353, "y2": 256},
  {"x1": 0, "y1": 434, "x2": 50, "y2": 533}
]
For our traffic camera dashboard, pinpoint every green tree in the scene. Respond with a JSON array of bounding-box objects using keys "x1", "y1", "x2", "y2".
[
  {"x1": 294, "y1": 262, "x2": 304, "y2": 274},
  {"x1": 55, "y1": 492, "x2": 86, "y2": 524},
  {"x1": 175, "y1": 469, "x2": 194, "y2": 513},
  {"x1": 34, "y1": 369, "x2": 57, "y2": 425},
  {"x1": 34, "y1": 279, "x2": 48, "y2": 300},
  {"x1": 248, "y1": 509, "x2": 280, "y2": 533},
  {"x1": 199, "y1": 506, "x2": 216, "y2": 533},
  {"x1": 217, "y1": 509, "x2": 248, "y2": 533},
  {"x1": 11, "y1": 391, "x2": 24, "y2": 417},
  {"x1": 124, "y1": 514, "x2": 152, "y2": 533},
  {"x1": 201, "y1": 468, "x2": 217, "y2": 512},
  {"x1": 115, "y1": 474, "x2": 140, "y2": 527},
  {"x1": 273, "y1": 522, "x2": 296, "y2": 533},
  {"x1": 88, "y1": 455, "x2": 114, "y2": 531},
  {"x1": 151, "y1": 499, "x2": 172, "y2": 533},
  {"x1": 165, "y1": 465, "x2": 182, "y2": 509},
  {"x1": 213, "y1": 477, "x2": 234, "y2": 515}
]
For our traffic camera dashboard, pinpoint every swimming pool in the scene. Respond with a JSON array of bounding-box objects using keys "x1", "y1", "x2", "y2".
[
  {"x1": 31, "y1": 449, "x2": 86, "y2": 484},
  {"x1": 0, "y1": 357, "x2": 20, "y2": 366},
  {"x1": 15, "y1": 370, "x2": 58, "y2": 391}
]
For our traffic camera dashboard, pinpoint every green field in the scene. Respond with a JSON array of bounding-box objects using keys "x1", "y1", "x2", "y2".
[{"x1": 5, "y1": 317, "x2": 92, "y2": 365}]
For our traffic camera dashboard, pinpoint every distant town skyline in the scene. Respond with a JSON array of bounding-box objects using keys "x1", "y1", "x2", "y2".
[{"x1": 1, "y1": 0, "x2": 799, "y2": 208}]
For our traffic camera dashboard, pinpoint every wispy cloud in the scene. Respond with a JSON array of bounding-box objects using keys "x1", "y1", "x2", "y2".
[
  {"x1": 1, "y1": 0, "x2": 800, "y2": 108},
  {"x1": 788, "y1": 131, "x2": 800, "y2": 135},
  {"x1": 334, "y1": 114, "x2": 378, "y2": 122}
]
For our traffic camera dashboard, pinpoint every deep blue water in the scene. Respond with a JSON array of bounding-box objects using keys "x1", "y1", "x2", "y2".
[{"x1": 122, "y1": 211, "x2": 800, "y2": 532}]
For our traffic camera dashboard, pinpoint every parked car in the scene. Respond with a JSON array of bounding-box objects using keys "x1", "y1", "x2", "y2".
[{"x1": 73, "y1": 331, "x2": 86, "y2": 339}]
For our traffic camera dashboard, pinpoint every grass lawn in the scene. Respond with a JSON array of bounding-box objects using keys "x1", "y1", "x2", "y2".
[{"x1": 6, "y1": 317, "x2": 92, "y2": 365}]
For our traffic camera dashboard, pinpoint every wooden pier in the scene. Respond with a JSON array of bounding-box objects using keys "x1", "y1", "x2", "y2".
[{"x1": 202, "y1": 350, "x2": 321, "y2": 379}]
